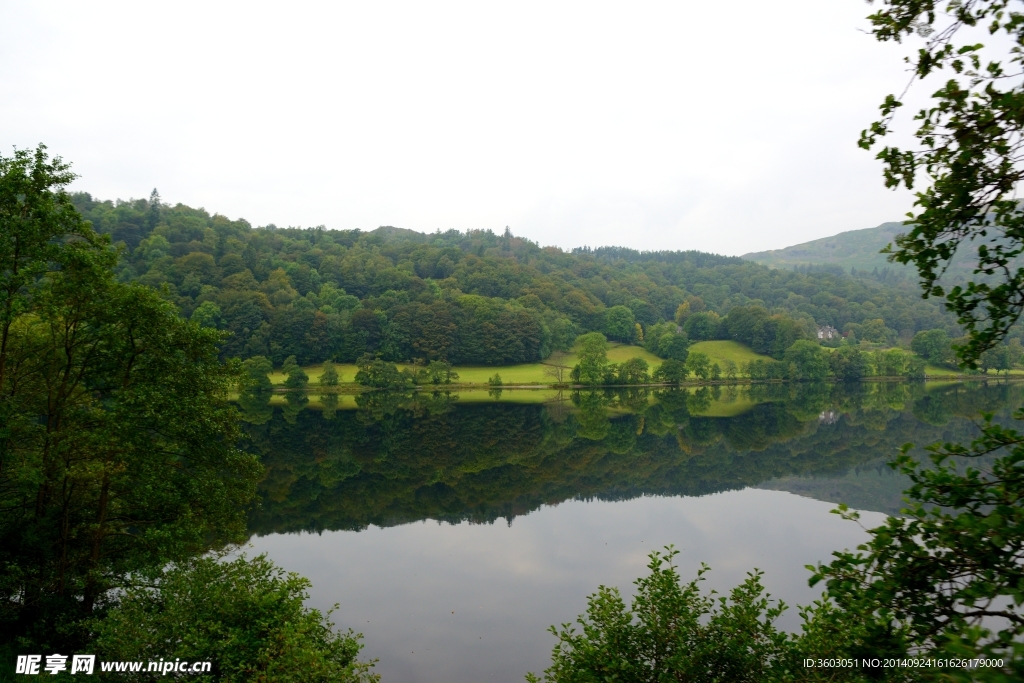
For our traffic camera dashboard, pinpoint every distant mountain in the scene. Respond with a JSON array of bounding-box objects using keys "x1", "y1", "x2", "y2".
[
  {"x1": 742, "y1": 221, "x2": 1003, "y2": 287},
  {"x1": 742, "y1": 222, "x2": 908, "y2": 274}
]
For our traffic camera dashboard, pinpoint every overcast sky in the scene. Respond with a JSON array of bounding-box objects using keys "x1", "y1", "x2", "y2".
[{"x1": 1, "y1": 0, "x2": 921, "y2": 255}]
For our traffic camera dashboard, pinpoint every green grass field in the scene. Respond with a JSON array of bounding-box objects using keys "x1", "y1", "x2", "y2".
[
  {"x1": 266, "y1": 340, "x2": 1024, "y2": 387},
  {"x1": 686, "y1": 340, "x2": 774, "y2": 368},
  {"x1": 268, "y1": 343, "x2": 666, "y2": 386}
]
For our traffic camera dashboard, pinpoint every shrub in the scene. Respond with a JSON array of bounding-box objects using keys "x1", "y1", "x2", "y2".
[{"x1": 95, "y1": 555, "x2": 376, "y2": 683}]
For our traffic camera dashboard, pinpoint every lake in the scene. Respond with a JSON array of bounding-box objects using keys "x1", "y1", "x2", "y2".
[{"x1": 241, "y1": 382, "x2": 1023, "y2": 682}]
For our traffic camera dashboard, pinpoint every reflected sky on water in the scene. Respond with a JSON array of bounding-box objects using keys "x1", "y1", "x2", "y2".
[
  {"x1": 249, "y1": 491, "x2": 883, "y2": 683},
  {"x1": 242, "y1": 382, "x2": 1024, "y2": 682}
]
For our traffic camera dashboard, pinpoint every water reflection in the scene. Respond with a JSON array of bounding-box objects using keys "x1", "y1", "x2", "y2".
[
  {"x1": 242, "y1": 382, "x2": 1024, "y2": 682},
  {"x1": 243, "y1": 382, "x2": 1024, "y2": 533}
]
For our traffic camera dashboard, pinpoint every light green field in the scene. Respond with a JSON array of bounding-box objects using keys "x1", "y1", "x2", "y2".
[
  {"x1": 444, "y1": 364, "x2": 552, "y2": 385},
  {"x1": 923, "y1": 363, "x2": 1024, "y2": 377},
  {"x1": 268, "y1": 343, "x2": 665, "y2": 386},
  {"x1": 545, "y1": 344, "x2": 665, "y2": 373},
  {"x1": 268, "y1": 363, "x2": 359, "y2": 385},
  {"x1": 686, "y1": 340, "x2": 774, "y2": 368}
]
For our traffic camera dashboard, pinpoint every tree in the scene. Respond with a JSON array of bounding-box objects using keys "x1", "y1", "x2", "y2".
[
  {"x1": 724, "y1": 359, "x2": 738, "y2": 380},
  {"x1": 574, "y1": 332, "x2": 609, "y2": 384},
  {"x1": 488, "y1": 373, "x2": 503, "y2": 387},
  {"x1": 423, "y1": 359, "x2": 459, "y2": 385},
  {"x1": 241, "y1": 355, "x2": 274, "y2": 392},
  {"x1": 657, "y1": 332, "x2": 690, "y2": 362},
  {"x1": 652, "y1": 359, "x2": 688, "y2": 385},
  {"x1": 285, "y1": 364, "x2": 310, "y2": 390},
  {"x1": 604, "y1": 305, "x2": 637, "y2": 343},
  {"x1": 190, "y1": 300, "x2": 223, "y2": 329},
  {"x1": 783, "y1": 340, "x2": 830, "y2": 381},
  {"x1": 95, "y1": 554, "x2": 377, "y2": 683},
  {"x1": 710, "y1": 362, "x2": 721, "y2": 381},
  {"x1": 0, "y1": 248, "x2": 261, "y2": 651},
  {"x1": 682, "y1": 312, "x2": 720, "y2": 341},
  {"x1": 527, "y1": 548, "x2": 790, "y2": 683},
  {"x1": 685, "y1": 351, "x2": 712, "y2": 380},
  {"x1": 543, "y1": 362, "x2": 571, "y2": 385},
  {"x1": 617, "y1": 357, "x2": 650, "y2": 385},
  {"x1": 319, "y1": 359, "x2": 340, "y2": 386},
  {"x1": 829, "y1": 346, "x2": 867, "y2": 382},
  {"x1": 911, "y1": 329, "x2": 953, "y2": 366},
  {"x1": 802, "y1": 4, "x2": 1024, "y2": 672},
  {"x1": 0, "y1": 145, "x2": 100, "y2": 392},
  {"x1": 354, "y1": 354, "x2": 413, "y2": 389},
  {"x1": 862, "y1": 0, "x2": 1024, "y2": 365},
  {"x1": 812, "y1": 418, "x2": 1024, "y2": 673}
]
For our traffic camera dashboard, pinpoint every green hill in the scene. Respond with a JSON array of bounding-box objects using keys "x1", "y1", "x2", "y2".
[
  {"x1": 70, "y1": 193, "x2": 959, "y2": 369},
  {"x1": 742, "y1": 220, "x2": 1019, "y2": 289},
  {"x1": 742, "y1": 222, "x2": 907, "y2": 274}
]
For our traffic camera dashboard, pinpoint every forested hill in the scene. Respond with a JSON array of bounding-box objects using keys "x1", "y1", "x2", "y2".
[{"x1": 72, "y1": 192, "x2": 957, "y2": 367}]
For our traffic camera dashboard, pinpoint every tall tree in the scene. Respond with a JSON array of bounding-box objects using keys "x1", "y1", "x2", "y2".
[
  {"x1": 0, "y1": 147, "x2": 261, "y2": 651},
  {"x1": 863, "y1": 0, "x2": 1024, "y2": 365}
]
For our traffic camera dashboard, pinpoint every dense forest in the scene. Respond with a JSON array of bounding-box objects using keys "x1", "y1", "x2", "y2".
[{"x1": 72, "y1": 192, "x2": 960, "y2": 368}]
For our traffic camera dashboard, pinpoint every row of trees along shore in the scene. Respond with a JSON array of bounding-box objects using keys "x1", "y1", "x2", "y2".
[{"x1": 241, "y1": 334, "x2": 1014, "y2": 394}]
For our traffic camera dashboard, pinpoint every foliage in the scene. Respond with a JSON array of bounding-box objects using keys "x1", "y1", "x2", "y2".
[
  {"x1": 652, "y1": 359, "x2": 688, "y2": 385},
  {"x1": 241, "y1": 355, "x2": 274, "y2": 392},
  {"x1": 723, "y1": 306, "x2": 809, "y2": 360},
  {"x1": 285, "y1": 364, "x2": 310, "y2": 389},
  {"x1": 746, "y1": 358, "x2": 789, "y2": 381},
  {"x1": 353, "y1": 354, "x2": 413, "y2": 389},
  {"x1": 911, "y1": 328, "x2": 954, "y2": 366},
  {"x1": 861, "y1": 0, "x2": 1024, "y2": 365},
  {"x1": 573, "y1": 332, "x2": 610, "y2": 384},
  {"x1": 418, "y1": 359, "x2": 459, "y2": 385},
  {"x1": 527, "y1": 548, "x2": 791, "y2": 683},
  {"x1": 604, "y1": 305, "x2": 638, "y2": 343},
  {"x1": 811, "y1": 412, "x2": 1024, "y2": 676},
  {"x1": 617, "y1": 357, "x2": 650, "y2": 385},
  {"x1": 70, "y1": 194, "x2": 958, "y2": 368},
  {"x1": 320, "y1": 359, "x2": 340, "y2": 386},
  {"x1": 489, "y1": 373, "x2": 503, "y2": 387},
  {"x1": 829, "y1": 346, "x2": 868, "y2": 382},
  {"x1": 95, "y1": 554, "x2": 377, "y2": 683},
  {"x1": 686, "y1": 351, "x2": 712, "y2": 380},
  {"x1": 724, "y1": 359, "x2": 737, "y2": 380},
  {"x1": 681, "y1": 311, "x2": 720, "y2": 341},
  {"x1": 980, "y1": 338, "x2": 1024, "y2": 375},
  {"x1": 0, "y1": 146, "x2": 262, "y2": 652},
  {"x1": 784, "y1": 340, "x2": 831, "y2": 381}
]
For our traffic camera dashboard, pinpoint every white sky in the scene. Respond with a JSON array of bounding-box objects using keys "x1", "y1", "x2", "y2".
[{"x1": 1, "y1": 0, "x2": 921, "y2": 255}]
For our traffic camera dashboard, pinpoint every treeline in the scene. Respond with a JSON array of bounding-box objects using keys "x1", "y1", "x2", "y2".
[{"x1": 72, "y1": 192, "x2": 958, "y2": 368}]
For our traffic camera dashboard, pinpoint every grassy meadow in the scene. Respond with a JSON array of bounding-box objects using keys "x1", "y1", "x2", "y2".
[{"x1": 265, "y1": 338, "x2": 1024, "y2": 389}]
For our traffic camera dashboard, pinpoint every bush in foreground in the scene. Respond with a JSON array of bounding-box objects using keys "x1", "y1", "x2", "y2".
[{"x1": 95, "y1": 554, "x2": 377, "y2": 683}]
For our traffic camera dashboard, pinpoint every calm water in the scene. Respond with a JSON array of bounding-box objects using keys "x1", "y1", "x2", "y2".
[{"x1": 241, "y1": 382, "x2": 1024, "y2": 682}]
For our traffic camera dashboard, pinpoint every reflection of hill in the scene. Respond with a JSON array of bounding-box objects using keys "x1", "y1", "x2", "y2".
[{"x1": 245, "y1": 383, "x2": 1024, "y2": 536}]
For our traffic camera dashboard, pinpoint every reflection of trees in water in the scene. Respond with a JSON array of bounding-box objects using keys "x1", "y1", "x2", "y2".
[{"x1": 244, "y1": 382, "x2": 1024, "y2": 536}]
